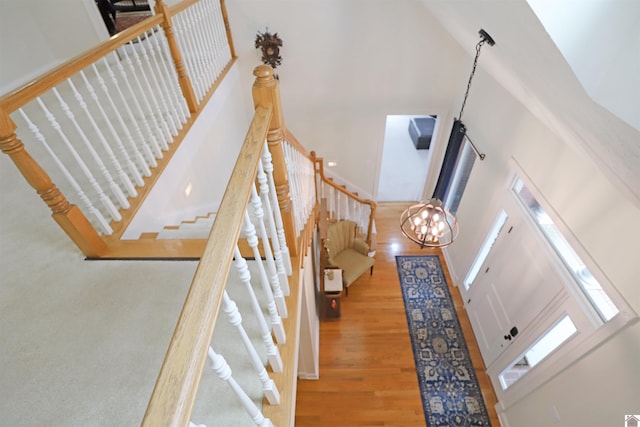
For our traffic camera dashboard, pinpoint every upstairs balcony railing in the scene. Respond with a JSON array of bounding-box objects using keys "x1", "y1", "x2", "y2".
[{"x1": 0, "y1": 0, "x2": 235, "y2": 258}]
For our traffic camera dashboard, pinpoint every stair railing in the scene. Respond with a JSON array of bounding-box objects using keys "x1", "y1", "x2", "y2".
[
  {"x1": 143, "y1": 65, "x2": 308, "y2": 426},
  {"x1": 282, "y1": 129, "x2": 318, "y2": 258},
  {"x1": 311, "y1": 152, "x2": 377, "y2": 248},
  {"x1": 0, "y1": 0, "x2": 235, "y2": 257}
]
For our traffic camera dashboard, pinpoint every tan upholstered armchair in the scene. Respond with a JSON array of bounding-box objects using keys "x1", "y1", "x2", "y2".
[{"x1": 324, "y1": 220, "x2": 375, "y2": 295}]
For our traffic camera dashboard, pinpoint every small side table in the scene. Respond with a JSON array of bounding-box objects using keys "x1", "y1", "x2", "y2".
[{"x1": 322, "y1": 269, "x2": 343, "y2": 320}]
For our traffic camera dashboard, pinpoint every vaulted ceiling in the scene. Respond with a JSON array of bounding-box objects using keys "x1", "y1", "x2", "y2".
[{"x1": 420, "y1": 0, "x2": 640, "y2": 206}]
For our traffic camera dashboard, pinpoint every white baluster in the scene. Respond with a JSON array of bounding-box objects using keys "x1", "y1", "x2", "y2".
[
  {"x1": 174, "y1": 12, "x2": 204, "y2": 101},
  {"x1": 63, "y1": 81, "x2": 133, "y2": 208},
  {"x1": 221, "y1": 291, "x2": 280, "y2": 404},
  {"x1": 329, "y1": 186, "x2": 335, "y2": 221},
  {"x1": 232, "y1": 245, "x2": 284, "y2": 367},
  {"x1": 150, "y1": 28, "x2": 189, "y2": 124},
  {"x1": 118, "y1": 47, "x2": 165, "y2": 157},
  {"x1": 241, "y1": 215, "x2": 286, "y2": 346},
  {"x1": 130, "y1": 36, "x2": 172, "y2": 147},
  {"x1": 207, "y1": 348, "x2": 274, "y2": 427},
  {"x1": 201, "y1": 0, "x2": 221, "y2": 78},
  {"x1": 136, "y1": 31, "x2": 179, "y2": 138},
  {"x1": 290, "y1": 147, "x2": 303, "y2": 232},
  {"x1": 100, "y1": 58, "x2": 156, "y2": 171},
  {"x1": 262, "y1": 142, "x2": 292, "y2": 275},
  {"x1": 79, "y1": 69, "x2": 142, "y2": 192},
  {"x1": 19, "y1": 108, "x2": 112, "y2": 234},
  {"x1": 257, "y1": 161, "x2": 289, "y2": 296},
  {"x1": 212, "y1": 0, "x2": 232, "y2": 67},
  {"x1": 189, "y1": 6, "x2": 215, "y2": 91},
  {"x1": 250, "y1": 185, "x2": 288, "y2": 318},
  {"x1": 37, "y1": 97, "x2": 121, "y2": 223}
]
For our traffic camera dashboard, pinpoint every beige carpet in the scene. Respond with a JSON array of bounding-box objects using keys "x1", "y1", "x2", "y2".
[{"x1": 0, "y1": 154, "x2": 266, "y2": 425}]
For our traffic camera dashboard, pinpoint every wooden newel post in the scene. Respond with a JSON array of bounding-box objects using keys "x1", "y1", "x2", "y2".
[
  {"x1": 0, "y1": 110, "x2": 106, "y2": 257},
  {"x1": 155, "y1": 0, "x2": 198, "y2": 113},
  {"x1": 252, "y1": 65, "x2": 298, "y2": 257}
]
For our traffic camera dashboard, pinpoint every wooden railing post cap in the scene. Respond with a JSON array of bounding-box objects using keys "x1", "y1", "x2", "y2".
[{"x1": 253, "y1": 65, "x2": 276, "y2": 84}]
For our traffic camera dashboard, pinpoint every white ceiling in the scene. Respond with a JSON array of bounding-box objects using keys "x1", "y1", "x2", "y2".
[{"x1": 420, "y1": 0, "x2": 640, "y2": 206}]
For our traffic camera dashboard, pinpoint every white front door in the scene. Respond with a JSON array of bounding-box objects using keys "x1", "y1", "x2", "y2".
[{"x1": 465, "y1": 201, "x2": 564, "y2": 368}]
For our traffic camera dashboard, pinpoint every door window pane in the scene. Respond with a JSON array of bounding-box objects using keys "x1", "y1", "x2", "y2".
[
  {"x1": 499, "y1": 315, "x2": 577, "y2": 390},
  {"x1": 464, "y1": 209, "x2": 508, "y2": 290}
]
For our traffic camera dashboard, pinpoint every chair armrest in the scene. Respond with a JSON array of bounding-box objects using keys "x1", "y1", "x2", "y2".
[{"x1": 353, "y1": 238, "x2": 370, "y2": 256}]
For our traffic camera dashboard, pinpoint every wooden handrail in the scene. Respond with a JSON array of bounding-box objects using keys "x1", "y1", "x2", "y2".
[
  {"x1": 0, "y1": 15, "x2": 163, "y2": 113},
  {"x1": 283, "y1": 128, "x2": 313, "y2": 159},
  {"x1": 0, "y1": 0, "x2": 238, "y2": 258},
  {"x1": 142, "y1": 104, "x2": 273, "y2": 426},
  {"x1": 311, "y1": 152, "x2": 377, "y2": 247}
]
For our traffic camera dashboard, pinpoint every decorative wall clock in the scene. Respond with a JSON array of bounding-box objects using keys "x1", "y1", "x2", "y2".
[{"x1": 255, "y1": 29, "x2": 283, "y2": 71}]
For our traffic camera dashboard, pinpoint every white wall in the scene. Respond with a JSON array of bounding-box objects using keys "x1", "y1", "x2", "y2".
[
  {"x1": 443, "y1": 56, "x2": 640, "y2": 427},
  {"x1": 226, "y1": 0, "x2": 467, "y2": 198},
  {"x1": 123, "y1": 64, "x2": 253, "y2": 238},
  {"x1": 527, "y1": 0, "x2": 640, "y2": 131},
  {"x1": 0, "y1": 0, "x2": 108, "y2": 96},
  {"x1": 377, "y1": 115, "x2": 433, "y2": 202}
]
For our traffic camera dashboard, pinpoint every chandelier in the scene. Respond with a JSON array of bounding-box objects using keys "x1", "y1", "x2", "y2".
[
  {"x1": 400, "y1": 198, "x2": 459, "y2": 248},
  {"x1": 400, "y1": 29, "x2": 495, "y2": 249}
]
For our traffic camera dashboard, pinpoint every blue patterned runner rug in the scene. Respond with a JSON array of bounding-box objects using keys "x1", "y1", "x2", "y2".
[{"x1": 396, "y1": 255, "x2": 491, "y2": 427}]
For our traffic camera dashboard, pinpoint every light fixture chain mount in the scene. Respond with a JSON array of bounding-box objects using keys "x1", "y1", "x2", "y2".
[{"x1": 458, "y1": 29, "x2": 495, "y2": 121}]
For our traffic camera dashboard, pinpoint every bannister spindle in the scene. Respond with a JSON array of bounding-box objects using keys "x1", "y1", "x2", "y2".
[
  {"x1": 0, "y1": 109, "x2": 105, "y2": 256},
  {"x1": 79, "y1": 70, "x2": 142, "y2": 192},
  {"x1": 94, "y1": 60, "x2": 153, "y2": 176},
  {"x1": 120, "y1": 41, "x2": 169, "y2": 152},
  {"x1": 252, "y1": 65, "x2": 298, "y2": 257},
  {"x1": 55, "y1": 84, "x2": 130, "y2": 211},
  {"x1": 221, "y1": 291, "x2": 280, "y2": 404},
  {"x1": 256, "y1": 160, "x2": 289, "y2": 296},
  {"x1": 150, "y1": 30, "x2": 189, "y2": 124},
  {"x1": 135, "y1": 32, "x2": 179, "y2": 138},
  {"x1": 206, "y1": 348, "x2": 274, "y2": 427},
  {"x1": 155, "y1": 0, "x2": 198, "y2": 113},
  {"x1": 174, "y1": 11, "x2": 205, "y2": 101},
  {"x1": 18, "y1": 108, "x2": 113, "y2": 234},
  {"x1": 37, "y1": 97, "x2": 121, "y2": 223},
  {"x1": 106, "y1": 56, "x2": 159, "y2": 167},
  {"x1": 188, "y1": 6, "x2": 215, "y2": 90},
  {"x1": 241, "y1": 214, "x2": 286, "y2": 346},
  {"x1": 249, "y1": 185, "x2": 287, "y2": 319},
  {"x1": 202, "y1": 0, "x2": 222, "y2": 78},
  {"x1": 262, "y1": 141, "x2": 292, "y2": 275}
]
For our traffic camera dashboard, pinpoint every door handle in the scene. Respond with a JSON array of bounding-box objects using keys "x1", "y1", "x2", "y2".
[{"x1": 504, "y1": 326, "x2": 519, "y2": 341}]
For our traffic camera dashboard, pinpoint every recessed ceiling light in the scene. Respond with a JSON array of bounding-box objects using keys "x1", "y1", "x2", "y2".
[{"x1": 327, "y1": 161, "x2": 337, "y2": 167}]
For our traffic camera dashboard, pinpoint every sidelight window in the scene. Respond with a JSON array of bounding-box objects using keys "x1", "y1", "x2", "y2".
[
  {"x1": 512, "y1": 178, "x2": 619, "y2": 322},
  {"x1": 443, "y1": 136, "x2": 477, "y2": 216}
]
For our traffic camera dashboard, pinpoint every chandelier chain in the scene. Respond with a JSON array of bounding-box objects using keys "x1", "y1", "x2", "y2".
[{"x1": 458, "y1": 39, "x2": 487, "y2": 121}]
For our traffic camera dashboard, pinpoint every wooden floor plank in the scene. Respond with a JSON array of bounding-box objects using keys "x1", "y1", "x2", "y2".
[{"x1": 295, "y1": 202, "x2": 500, "y2": 426}]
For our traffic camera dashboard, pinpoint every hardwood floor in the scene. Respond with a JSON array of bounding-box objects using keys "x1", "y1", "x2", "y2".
[{"x1": 294, "y1": 202, "x2": 500, "y2": 426}]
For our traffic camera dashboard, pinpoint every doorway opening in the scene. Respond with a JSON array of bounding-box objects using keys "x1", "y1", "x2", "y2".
[{"x1": 377, "y1": 115, "x2": 439, "y2": 202}]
